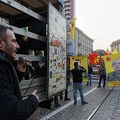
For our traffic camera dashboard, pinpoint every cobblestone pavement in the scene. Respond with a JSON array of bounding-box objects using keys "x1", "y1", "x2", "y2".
[
  {"x1": 91, "y1": 86, "x2": 120, "y2": 120},
  {"x1": 27, "y1": 82, "x2": 120, "y2": 120}
]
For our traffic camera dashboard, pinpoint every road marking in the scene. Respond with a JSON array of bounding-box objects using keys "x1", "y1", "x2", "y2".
[{"x1": 40, "y1": 87, "x2": 97, "y2": 120}]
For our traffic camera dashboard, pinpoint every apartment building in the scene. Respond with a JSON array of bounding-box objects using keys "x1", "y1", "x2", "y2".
[
  {"x1": 61, "y1": 0, "x2": 94, "y2": 56},
  {"x1": 63, "y1": 0, "x2": 75, "y2": 22},
  {"x1": 110, "y1": 39, "x2": 120, "y2": 52},
  {"x1": 67, "y1": 27, "x2": 94, "y2": 56}
]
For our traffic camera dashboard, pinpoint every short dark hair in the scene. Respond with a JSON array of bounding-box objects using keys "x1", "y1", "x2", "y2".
[
  {"x1": 74, "y1": 62, "x2": 78, "y2": 68},
  {"x1": 0, "y1": 25, "x2": 12, "y2": 42},
  {"x1": 75, "y1": 59, "x2": 81, "y2": 62}
]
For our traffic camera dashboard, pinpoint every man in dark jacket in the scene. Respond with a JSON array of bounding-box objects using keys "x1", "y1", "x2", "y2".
[
  {"x1": 97, "y1": 62, "x2": 106, "y2": 88},
  {"x1": 86, "y1": 63, "x2": 93, "y2": 86},
  {"x1": 0, "y1": 25, "x2": 39, "y2": 120},
  {"x1": 71, "y1": 61, "x2": 88, "y2": 105}
]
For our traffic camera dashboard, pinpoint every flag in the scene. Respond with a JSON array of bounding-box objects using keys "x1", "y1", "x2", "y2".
[
  {"x1": 70, "y1": 18, "x2": 77, "y2": 40},
  {"x1": 104, "y1": 47, "x2": 111, "y2": 55},
  {"x1": 97, "y1": 55, "x2": 104, "y2": 64},
  {"x1": 90, "y1": 52, "x2": 99, "y2": 64},
  {"x1": 111, "y1": 48, "x2": 119, "y2": 54},
  {"x1": 88, "y1": 54, "x2": 94, "y2": 64}
]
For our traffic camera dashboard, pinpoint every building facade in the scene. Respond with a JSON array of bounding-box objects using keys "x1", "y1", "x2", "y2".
[
  {"x1": 62, "y1": 0, "x2": 94, "y2": 56},
  {"x1": 75, "y1": 27, "x2": 94, "y2": 56},
  {"x1": 67, "y1": 27, "x2": 94, "y2": 56},
  {"x1": 63, "y1": 0, "x2": 75, "y2": 22},
  {"x1": 110, "y1": 39, "x2": 120, "y2": 52}
]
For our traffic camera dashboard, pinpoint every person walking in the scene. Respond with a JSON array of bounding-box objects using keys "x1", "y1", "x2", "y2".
[
  {"x1": 86, "y1": 63, "x2": 93, "y2": 86},
  {"x1": 0, "y1": 25, "x2": 39, "y2": 120},
  {"x1": 71, "y1": 61, "x2": 88, "y2": 105},
  {"x1": 97, "y1": 62, "x2": 106, "y2": 88}
]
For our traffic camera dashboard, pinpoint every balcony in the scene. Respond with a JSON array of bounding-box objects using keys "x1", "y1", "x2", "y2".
[
  {"x1": 66, "y1": 15, "x2": 71, "y2": 19},
  {"x1": 64, "y1": 0, "x2": 70, "y2": 2},
  {"x1": 64, "y1": 6, "x2": 71, "y2": 10},
  {"x1": 65, "y1": 11, "x2": 71, "y2": 15},
  {"x1": 64, "y1": 3, "x2": 71, "y2": 6}
]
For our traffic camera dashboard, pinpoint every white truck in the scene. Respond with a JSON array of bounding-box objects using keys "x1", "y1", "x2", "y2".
[{"x1": 0, "y1": 0, "x2": 67, "y2": 108}]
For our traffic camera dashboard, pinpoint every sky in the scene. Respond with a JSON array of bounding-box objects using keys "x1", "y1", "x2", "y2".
[{"x1": 75, "y1": 0, "x2": 120, "y2": 51}]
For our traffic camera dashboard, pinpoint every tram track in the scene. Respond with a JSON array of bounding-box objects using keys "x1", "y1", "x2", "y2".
[
  {"x1": 28, "y1": 83, "x2": 116, "y2": 120},
  {"x1": 87, "y1": 86, "x2": 115, "y2": 120}
]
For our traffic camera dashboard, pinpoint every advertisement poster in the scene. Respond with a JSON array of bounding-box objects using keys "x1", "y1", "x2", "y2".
[
  {"x1": 48, "y1": 2, "x2": 67, "y2": 96},
  {"x1": 70, "y1": 56, "x2": 88, "y2": 82}
]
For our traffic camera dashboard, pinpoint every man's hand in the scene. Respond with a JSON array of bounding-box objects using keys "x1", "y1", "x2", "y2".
[
  {"x1": 17, "y1": 57, "x2": 31, "y2": 72},
  {"x1": 17, "y1": 61, "x2": 27, "y2": 72},
  {"x1": 31, "y1": 90, "x2": 40, "y2": 102}
]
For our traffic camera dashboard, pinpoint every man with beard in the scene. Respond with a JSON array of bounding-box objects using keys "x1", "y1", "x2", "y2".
[{"x1": 0, "y1": 25, "x2": 39, "y2": 120}]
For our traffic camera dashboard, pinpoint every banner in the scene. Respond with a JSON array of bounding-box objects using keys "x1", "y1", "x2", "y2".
[
  {"x1": 70, "y1": 18, "x2": 77, "y2": 40},
  {"x1": 103, "y1": 54, "x2": 120, "y2": 86},
  {"x1": 70, "y1": 56, "x2": 88, "y2": 82}
]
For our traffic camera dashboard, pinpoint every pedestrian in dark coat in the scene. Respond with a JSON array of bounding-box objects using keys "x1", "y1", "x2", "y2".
[
  {"x1": 97, "y1": 62, "x2": 106, "y2": 88},
  {"x1": 86, "y1": 63, "x2": 93, "y2": 86},
  {"x1": 0, "y1": 25, "x2": 39, "y2": 120}
]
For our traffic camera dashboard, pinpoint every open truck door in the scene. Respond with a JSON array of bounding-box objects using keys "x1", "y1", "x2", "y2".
[{"x1": 47, "y1": 2, "x2": 67, "y2": 97}]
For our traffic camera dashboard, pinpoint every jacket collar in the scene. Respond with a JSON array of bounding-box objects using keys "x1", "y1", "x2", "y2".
[{"x1": 0, "y1": 50, "x2": 8, "y2": 60}]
